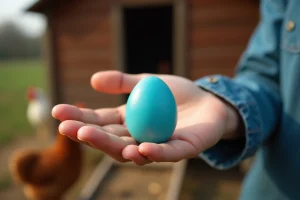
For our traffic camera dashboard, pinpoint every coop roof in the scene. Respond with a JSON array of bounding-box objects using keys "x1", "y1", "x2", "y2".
[
  {"x1": 27, "y1": 0, "x2": 70, "y2": 13},
  {"x1": 27, "y1": 0, "x2": 50, "y2": 13}
]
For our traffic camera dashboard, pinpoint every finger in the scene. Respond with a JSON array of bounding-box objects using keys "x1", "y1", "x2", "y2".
[
  {"x1": 52, "y1": 104, "x2": 123, "y2": 125},
  {"x1": 91, "y1": 70, "x2": 147, "y2": 94},
  {"x1": 59, "y1": 120, "x2": 84, "y2": 143},
  {"x1": 58, "y1": 124, "x2": 91, "y2": 147},
  {"x1": 138, "y1": 140, "x2": 197, "y2": 162},
  {"x1": 77, "y1": 126, "x2": 137, "y2": 162},
  {"x1": 122, "y1": 145, "x2": 152, "y2": 166},
  {"x1": 59, "y1": 120, "x2": 130, "y2": 141}
]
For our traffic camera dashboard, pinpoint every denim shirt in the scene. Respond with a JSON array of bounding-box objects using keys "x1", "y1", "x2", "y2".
[{"x1": 195, "y1": 0, "x2": 300, "y2": 199}]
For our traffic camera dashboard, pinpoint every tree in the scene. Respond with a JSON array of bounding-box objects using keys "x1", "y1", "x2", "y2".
[{"x1": 0, "y1": 21, "x2": 42, "y2": 60}]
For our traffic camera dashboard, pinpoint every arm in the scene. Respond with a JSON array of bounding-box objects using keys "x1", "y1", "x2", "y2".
[{"x1": 195, "y1": 0, "x2": 285, "y2": 169}]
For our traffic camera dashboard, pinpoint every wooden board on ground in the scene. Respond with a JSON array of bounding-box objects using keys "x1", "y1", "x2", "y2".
[
  {"x1": 79, "y1": 156, "x2": 188, "y2": 200},
  {"x1": 179, "y1": 158, "x2": 244, "y2": 200}
]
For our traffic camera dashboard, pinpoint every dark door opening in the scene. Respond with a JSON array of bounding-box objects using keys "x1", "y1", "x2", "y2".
[{"x1": 122, "y1": 5, "x2": 173, "y2": 101}]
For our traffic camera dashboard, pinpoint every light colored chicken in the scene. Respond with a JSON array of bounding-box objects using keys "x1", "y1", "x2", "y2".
[
  {"x1": 26, "y1": 86, "x2": 52, "y2": 140},
  {"x1": 9, "y1": 103, "x2": 85, "y2": 200}
]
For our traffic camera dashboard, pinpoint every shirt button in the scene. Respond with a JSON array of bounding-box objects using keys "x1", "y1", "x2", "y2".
[
  {"x1": 208, "y1": 77, "x2": 218, "y2": 83},
  {"x1": 286, "y1": 20, "x2": 295, "y2": 32}
]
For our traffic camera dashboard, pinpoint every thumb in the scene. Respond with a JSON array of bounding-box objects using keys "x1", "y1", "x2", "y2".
[{"x1": 91, "y1": 70, "x2": 145, "y2": 94}]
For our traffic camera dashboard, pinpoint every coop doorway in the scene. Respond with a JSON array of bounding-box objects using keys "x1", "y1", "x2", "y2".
[
  {"x1": 123, "y1": 5, "x2": 173, "y2": 75},
  {"x1": 122, "y1": 5, "x2": 173, "y2": 101},
  {"x1": 111, "y1": 1, "x2": 187, "y2": 104}
]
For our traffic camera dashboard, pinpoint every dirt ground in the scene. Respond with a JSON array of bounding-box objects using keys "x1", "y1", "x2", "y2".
[
  {"x1": 0, "y1": 135, "x2": 247, "y2": 200},
  {"x1": 96, "y1": 166, "x2": 172, "y2": 200},
  {"x1": 180, "y1": 159, "x2": 244, "y2": 200},
  {"x1": 90, "y1": 159, "x2": 244, "y2": 200}
]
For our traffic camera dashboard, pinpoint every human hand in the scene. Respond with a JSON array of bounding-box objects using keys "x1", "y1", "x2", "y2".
[{"x1": 52, "y1": 71, "x2": 241, "y2": 166}]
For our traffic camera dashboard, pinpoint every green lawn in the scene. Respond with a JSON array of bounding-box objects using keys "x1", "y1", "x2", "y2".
[{"x1": 0, "y1": 59, "x2": 46, "y2": 145}]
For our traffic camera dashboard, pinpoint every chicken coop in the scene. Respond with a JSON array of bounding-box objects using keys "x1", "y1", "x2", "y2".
[
  {"x1": 26, "y1": 0, "x2": 260, "y2": 199},
  {"x1": 27, "y1": 0, "x2": 259, "y2": 110}
]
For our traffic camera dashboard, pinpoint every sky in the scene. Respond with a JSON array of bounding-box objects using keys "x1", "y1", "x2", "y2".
[{"x1": 0, "y1": 0, "x2": 46, "y2": 37}]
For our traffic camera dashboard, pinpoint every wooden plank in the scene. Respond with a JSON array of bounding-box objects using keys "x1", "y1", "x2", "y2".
[
  {"x1": 189, "y1": 25, "x2": 254, "y2": 47},
  {"x1": 59, "y1": 69, "x2": 111, "y2": 83},
  {"x1": 59, "y1": 67, "x2": 103, "y2": 83},
  {"x1": 57, "y1": 11, "x2": 111, "y2": 24},
  {"x1": 190, "y1": 65, "x2": 236, "y2": 75},
  {"x1": 58, "y1": 56, "x2": 113, "y2": 69},
  {"x1": 47, "y1": 17, "x2": 61, "y2": 105},
  {"x1": 57, "y1": 33, "x2": 112, "y2": 50},
  {"x1": 56, "y1": 16, "x2": 110, "y2": 33},
  {"x1": 189, "y1": 48, "x2": 242, "y2": 70},
  {"x1": 173, "y1": 0, "x2": 188, "y2": 77},
  {"x1": 189, "y1": 59, "x2": 238, "y2": 71},
  {"x1": 189, "y1": 67, "x2": 235, "y2": 80},
  {"x1": 186, "y1": 0, "x2": 259, "y2": 81},
  {"x1": 58, "y1": 52, "x2": 112, "y2": 66},
  {"x1": 54, "y1": 0, "x2": 110, "y2": 19},
  {"x1": 58, "y1": 62, "x2": 112, "y2": 70},
  {"x1": 60, "y1": 84, "x2": 107, "y2": 98},
  {"x1": 55, "y1": 5, "x2": 112, "y2": 50},
  {"x1": 190, "y1": 46, "x2": 245, "y2": 59},
  {"x1": 188, "y1": 0, "x2": 258, "y2": 8},
  {"x1": 42, "y1": 18, "x2": 60, "y2": 135},
  {"x1": 189, "y1": 5, "x2": 258, "y2": 26},
  {"x1": 111, "y1": 2, "x2": 124, "y2": 74},
  {"x1": 79, "y1": 155, "x2": 187, "y2": 200},
  {"x1": 189, "y1": 61, "x2": 237, "y2": 71},
  {"x1": 189, "y1": 46, "x2": 244, "y2": 73},
  {"x1": 52, "y1": 0, "x2": 114, "y2": 110},
  {"x1": 188, "y1": 49, "x2": 242, "y2": 67},
  {"x1": 59, "y1": 49, "x2": 112, "y2": 62},
  {"x1": 59, "y1": 67, "x2": 114, "y2": 85},
  {"x1": 190, "y1": 57, "x2": 238, "y2": 66},
  {"x1": 119, "y1": 0, "x2": 172, "y2": 7},
  {"x1": 166, "y1": 159, "x2": 188, "y2": 200},
  {"x1": 79, "y1": 156, "x2": 115, "y2": 200}
]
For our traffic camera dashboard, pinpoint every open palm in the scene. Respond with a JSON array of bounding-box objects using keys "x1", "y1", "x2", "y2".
[{"x1": 52, "y1": 71, "x2": 238, "y2": 166}]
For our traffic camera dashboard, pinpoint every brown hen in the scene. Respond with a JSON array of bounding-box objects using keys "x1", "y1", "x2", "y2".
[{"x1": 9, "y1": 102, "x2": 86, "y2": 200}]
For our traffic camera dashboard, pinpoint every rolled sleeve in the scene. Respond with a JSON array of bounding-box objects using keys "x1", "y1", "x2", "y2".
[
  {"x1": 195, "y1": 75, "x2": 262, "y2": 170},
  {"x1": 192, "y1": 0, "x2": 285, "y2": 170}
]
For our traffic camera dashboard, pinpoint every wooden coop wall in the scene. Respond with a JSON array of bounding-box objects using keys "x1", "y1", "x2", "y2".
[
  {"x1": 52, "y1": 0, "x2": 120, "y2": 108},
  {"x1": 186, "y1": 0, "x2": 260, "y2": 80},
  {"x1": 49, "y1": 0, "x2": 259, "y2": 107}
]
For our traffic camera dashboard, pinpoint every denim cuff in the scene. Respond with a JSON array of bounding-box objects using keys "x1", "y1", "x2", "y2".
[{"x1": 194, "y1": 75, "x2": 262, "y2": 170}]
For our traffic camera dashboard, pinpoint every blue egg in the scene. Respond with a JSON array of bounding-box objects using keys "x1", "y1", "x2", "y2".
[{"x1": 125, "y1": 76, "x2": 177, "y2": 143}]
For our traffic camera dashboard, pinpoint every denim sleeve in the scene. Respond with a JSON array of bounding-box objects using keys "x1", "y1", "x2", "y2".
[{"x1": 194, "y1": 0, "x2": 284, "y2": 170}]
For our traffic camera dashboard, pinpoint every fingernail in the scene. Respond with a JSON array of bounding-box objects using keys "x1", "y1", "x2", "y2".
[
  {"x1": 77, "y1": 127, "x2": 87, "y2": 141},
  {"x1": 138, "y1": 146, "x2": 147, "y2": 157},
  {"x1": 58, "y1": 123, "x2": 65, "y2": 135},
  {"x1": 77, "y1": 133, "x2": 84, "y2": 141}
]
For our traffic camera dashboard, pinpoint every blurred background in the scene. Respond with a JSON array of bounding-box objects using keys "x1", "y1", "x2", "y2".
[{"x1": 0, "y1": 0, "x2": 259, "y2": 199}]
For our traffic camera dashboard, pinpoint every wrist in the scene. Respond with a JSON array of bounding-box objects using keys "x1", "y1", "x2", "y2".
[
  {"x1": 202, "y1": 88, "x2": 244, "y2": 140},
  {"x1": 222, "y1": 101, "x2": 244, "y2": 140}
]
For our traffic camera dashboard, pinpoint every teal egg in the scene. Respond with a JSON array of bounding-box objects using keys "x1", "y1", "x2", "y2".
[{"x1": 125, "y1": 76, "x2": 177, "y2": 143}]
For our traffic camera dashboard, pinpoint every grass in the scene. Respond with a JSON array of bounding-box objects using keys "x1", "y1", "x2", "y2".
[
  {"x1": 0, "y1": 59, "x2": 46, "y2": 145},
  {"x1": 0, "y1": 175, "x2": 11, "y2": 191}
]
